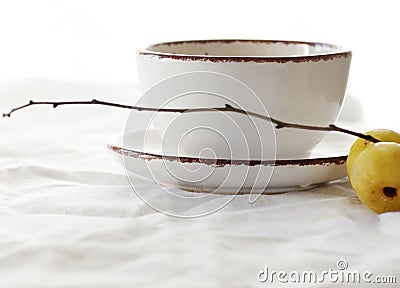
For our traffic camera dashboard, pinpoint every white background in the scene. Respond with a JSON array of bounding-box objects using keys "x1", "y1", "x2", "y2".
[{"x1": 0, "y1": 0, "x2": 399, "y2": 127}]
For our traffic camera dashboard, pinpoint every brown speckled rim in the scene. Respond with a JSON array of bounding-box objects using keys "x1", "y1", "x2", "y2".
[
  {"x1": 107, "y1": 144, "x2": 347, "y2": 168},
  {"x1": 138, "y1": 39, "x2": 352, "y2": 63}
]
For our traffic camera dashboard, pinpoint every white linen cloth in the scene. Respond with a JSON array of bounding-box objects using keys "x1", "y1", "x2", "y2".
[{"x1": 0, "y1": 79, "x2": 399, "y2": 288}]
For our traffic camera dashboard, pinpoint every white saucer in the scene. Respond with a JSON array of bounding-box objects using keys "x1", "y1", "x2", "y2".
[{"x1": 107, "y1": 129, "x2": 352, "y2": 194}]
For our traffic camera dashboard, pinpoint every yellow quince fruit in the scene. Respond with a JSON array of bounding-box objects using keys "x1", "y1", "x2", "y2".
[
  {"x1": 347, "y1": 129, "x2": 400, "y2": 177},
  {"x1": 350, "y1": 142, "x2": 400, "y2": 213}
]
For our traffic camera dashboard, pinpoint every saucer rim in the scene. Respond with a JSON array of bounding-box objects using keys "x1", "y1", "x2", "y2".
[
  {"x1": 107, "y1": 144, "x2": 347, "y2": 168},
  {"x1": 107, "y1": 130, "x2": 349, "y2": 193}
]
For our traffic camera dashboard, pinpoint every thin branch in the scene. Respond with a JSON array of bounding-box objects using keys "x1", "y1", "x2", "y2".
[{"x1": 2, "y1": 99, "x2": 380, "y2": 143}]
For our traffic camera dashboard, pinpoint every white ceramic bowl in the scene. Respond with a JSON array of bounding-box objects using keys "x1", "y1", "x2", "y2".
[{"x1": 136, "y1": 39, "x2": 351, "y2": 159}]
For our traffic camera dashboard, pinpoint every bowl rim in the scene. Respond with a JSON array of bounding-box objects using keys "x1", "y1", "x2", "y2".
[{"x1": 137, "y1": 39, "x2": 352, "y2": 63}]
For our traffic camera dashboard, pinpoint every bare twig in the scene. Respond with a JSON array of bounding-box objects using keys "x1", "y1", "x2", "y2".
[{"x1": 2, "y1": 99, "x2": 380, "y2": 143}]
